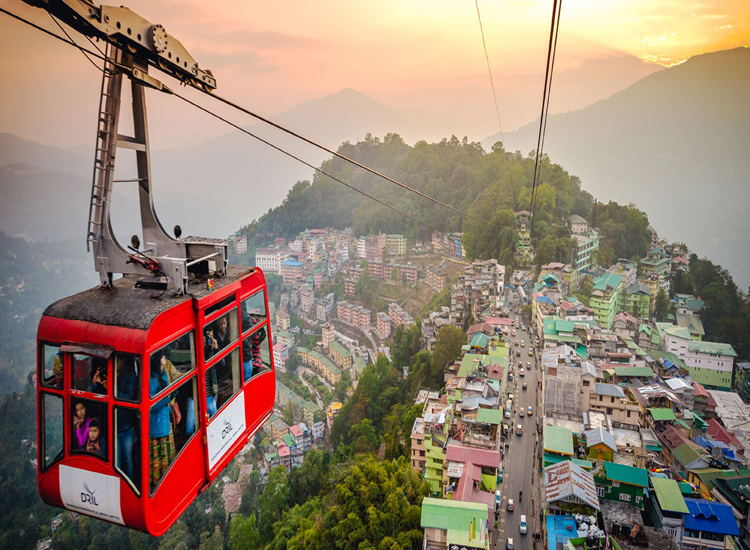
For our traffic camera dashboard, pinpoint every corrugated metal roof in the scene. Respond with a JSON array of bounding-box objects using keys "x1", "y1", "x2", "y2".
[
  {"x1": 683, "y1": 499, "x2": 740, "y2": 536},
  {"x1": 593, "y1": 383, "x2": 625, "y2": 398},
  {"x1": 649, "y1": 408, "x2": 677, "y2": 421},
  {"x1": 476, "y1": 408, "x2": 503, "y2": 425},
  {"x1": 544, "y1": 425, "x2": 574, "y2": 456},
  {"x1": 604, "y1": 462, "x2": 649, "y2": 487},
  {"x1": 585, "y1": 427, "x2": 617, "y2": 451},
  {"x1": 544, "y1": 460, "x2": 599, "y2": 510},
  {"x1": 651, "y1": 477, "x2": 689, "y2": 513},
  {"x1": 445, "y1": 444, "x2": 499, "y2": 468},
  {"x1": 420, "y1": 496, "x2": 487, "y2": 530}
]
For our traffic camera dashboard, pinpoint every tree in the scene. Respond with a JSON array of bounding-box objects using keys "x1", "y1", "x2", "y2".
[
  {"x1": 430, "y1": 326, "x2": 466, "y2": 387},
  {"x1": 258, "y1": 466, "x2": 290, "y2": 543},
  {"x1": 283, "y1": 402, "x2": 301, "y2": 425},
  {"x1": 334, "y1": 371, "x2": 351, "y2": 402},
  {"x1": 348, "y1": 418, "x2": 379, "y2": 454},
  {"x1": 229, "y1": 514, "x2": 262, "y2": 550},
  {"x1": 655, "y1": 288, "x2": 670, "y2": 322}
]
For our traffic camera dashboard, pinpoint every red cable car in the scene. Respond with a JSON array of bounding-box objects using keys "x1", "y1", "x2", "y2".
[
  {"x1": 37, "y1": 266, "x2": 275, "y2": 535},
  {"x1": 30, "y1": 1, "x2": 275, "y2": 535}
]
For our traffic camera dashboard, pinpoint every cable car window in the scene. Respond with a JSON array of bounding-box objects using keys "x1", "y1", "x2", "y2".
[
  {"x1": 149, "y1": 331, "x2": 196, "y2": 391},
  {"x1": 114, "y1": 406, "x2": 141, "y2": 494},
  {"x1": 71, "y1": 354, "x2": 108, "y2": 395},
  {"x1": 207, "y1": 348, "x2": 240, "y2": 417},
  {"x1": 41, "y1": 393, "x2": 64, "y2": 471},
  {"x1": 241, "y1": 291, "x2": 267, "y2": 335},
  {"x1": 40, "y1": 344, "x2": 63, "y2": 389},
  {"x1": 149, "y1": 375, "x2": 199, "y2": 494},
  {"x1": 242, "y1": 325, "x2": 271, "y2": 382},
  {"x1": 203, "y1": 309, "x2": 238, "y2": 362},
  {"x1": 71, "y1": 398, "x2": 108, "y2": 460},
  {"x1": 114, "y1": 354, "x2": 141, "y2": 403},
  {"x1": 205, "y1": 295, "x2": 236, "y2": 318}
]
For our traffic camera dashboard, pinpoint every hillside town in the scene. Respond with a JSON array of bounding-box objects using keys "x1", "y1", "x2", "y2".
[{"x1": 228, "y1": 211, "x2": 748, "y2": 550}]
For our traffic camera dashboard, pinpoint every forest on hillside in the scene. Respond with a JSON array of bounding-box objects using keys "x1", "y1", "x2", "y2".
[{"x1": 242, "y1": 135, "x2": 653, "y2": 268}]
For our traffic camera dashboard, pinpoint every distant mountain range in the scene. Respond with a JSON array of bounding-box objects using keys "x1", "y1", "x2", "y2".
[
  {"x1": 486, "y1": 47, "x2": 750, "y2": 290},
  {"x1": 1, "y1": 49, "x2": 747, "y2": 288}
]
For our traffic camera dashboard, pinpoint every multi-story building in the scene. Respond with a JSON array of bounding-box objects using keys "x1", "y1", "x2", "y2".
[
  {"x1": 321, "y1": 322, "x2": 335, "y2": 349},
  {"x1": 376, "y1": 312, "x2": 392, "y2": 339},
  {"x1": 329, "y1": 341, "x2": 353, "y2": 371},
  {"x1": 386, "y1": 234, "x2": 406, "y2": 256},
  {"x1": 255, "y1": 247, "x2": 288, "y2": 273},
  {"x1": 280, "y1": 260, "x2": 304, "y2": 285},
  {"x1": 311, "y1": 420, "x2": 325, "y2": 442},
  {"x1": 431, "y1": 231, "x2": 445, "y2": 254},
  {"x1": 289, "y1": 240, "x2": 304, "y2": 254},
  {"x1": 273, "y1": 342, "x2": 289, "y2": 373},
  {"x1": 640, "y1": 247, "x2": 671, "y2": 278},
  {"x1": 367, "y1": 260, "x2": 384, "y2": 279},
  {"x1": 590, "y1": 273, "x2": 623, "y2": 330},
  {"x1": 276, "y1": 309, "x2": 291, "y2": 331},
  {"x1": 326, "y1": 402, "x2": 343, "y2": 430},
  {"x1": 356, "y1": 237, "x2": 367, "y2": 259},
  {"x1": 296, "y1": 346, "x2": 341, "y2": 384},
  {"x1": 572, "y1": 229, "x2": 599, "y2": 274},
  {"x1": 389, "y1": 303, "x2": 415, "y2": 329},
  {"x1": 300, "y1": 286, "x2": 315, "y2": 314},
  {"x1": 619, "y1": 282, "x2": 652, "y2": 319},
  {"x1": 588, "y1": 383, "x2": 641, "y2": 425},
  {"x1": 234, "y1": 234, "x2": 247, "y2": 254},
  {"x1": 337, "y1": 301, "x2": 372, "y2": 331},
  {"x1": 607, "y1": 259, "x2": 638, "y2": 289},
  {"x1": 515, "y1": 210, "x2": 532, "y2": 258},
  {"x1": 344, "y1": 277, "x2": 355, "y2": 295},
  {"x1": 425, "y1": 266, "x2": 447, "y2": 293},
  {"x1": 655, "y1": 323, "x2": 737, "y2": 390},
  {"x1": 315, "y1": 293, "x2": 335, "y2": 322}
]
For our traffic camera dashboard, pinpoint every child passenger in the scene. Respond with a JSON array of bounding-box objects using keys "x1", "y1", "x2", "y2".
[
  {"x1": 86, "y1": 419, "x2": 106, "y2": 457},
  {"x1": 73, "y1": 400, "x2": 92, "y2": 449}
]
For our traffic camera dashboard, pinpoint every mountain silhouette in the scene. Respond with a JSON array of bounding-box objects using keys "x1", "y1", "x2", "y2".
[{"x1": 487, "y1": 47, "x2": 750, "y2": 288}]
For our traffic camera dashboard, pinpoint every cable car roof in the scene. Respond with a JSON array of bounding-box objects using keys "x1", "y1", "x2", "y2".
[{"x1": 44, "y1": 265, "x2": 254, "y2": 330}]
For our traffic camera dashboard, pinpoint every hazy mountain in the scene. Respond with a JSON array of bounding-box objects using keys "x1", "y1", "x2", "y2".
[{"x1": 487, "y1": 47, "x2": 750, "y2": 289}]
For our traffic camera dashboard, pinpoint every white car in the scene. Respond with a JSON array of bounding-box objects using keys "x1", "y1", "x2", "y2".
[{"x1": 520, "y1": 515, "x2": 528, "y2": 534}]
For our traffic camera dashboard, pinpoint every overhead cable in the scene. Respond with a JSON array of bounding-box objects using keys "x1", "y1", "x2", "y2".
[
  {"x1": 530, "y1": 0, "x2": 562, "y2": 229},
  {"x1": 474, "y1": 0, "x2": 516, "y2": 190}
]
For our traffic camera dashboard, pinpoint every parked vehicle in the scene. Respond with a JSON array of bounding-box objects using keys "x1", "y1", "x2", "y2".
[{"x1": 520, "y1": 515, "x2": 528, "y2": 534}]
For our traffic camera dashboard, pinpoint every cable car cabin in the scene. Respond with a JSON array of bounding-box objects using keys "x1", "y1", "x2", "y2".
[{"x1": 36, "y1": 266, "x2": 275, "y2": 535}]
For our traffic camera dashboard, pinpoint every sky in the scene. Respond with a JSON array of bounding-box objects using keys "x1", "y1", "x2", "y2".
[{"x1": 0, "y1": 0, "x2": 748, "y2": 148}]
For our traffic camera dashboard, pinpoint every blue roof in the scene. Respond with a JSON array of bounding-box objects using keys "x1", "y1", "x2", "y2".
[
  {"x1": 683, "y1": 499, "x2": 740, "y2": 536},
  {"x1": 537, "y1": 295, "x2": 554, "y2": 305},
  {"x1": 281, "y1": 260, "x2": 303, "y2": 266},
  {"x1": 547, "y1": 515, "x2": 577, "y2": 550}
]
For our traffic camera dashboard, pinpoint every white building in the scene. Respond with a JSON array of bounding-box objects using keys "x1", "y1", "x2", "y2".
[
  {"x1": 273, "y1": 342, "x2": 289, "y2": 373},
  {"x1": 234, "y1": 234, "x2": 247, "y2": 254},
  {"x1": 255, "y1": 247, "x2": 287, "y2": 273},
  {"x1": 356, "y1": 237, "x2": 367, "y2": 259}
]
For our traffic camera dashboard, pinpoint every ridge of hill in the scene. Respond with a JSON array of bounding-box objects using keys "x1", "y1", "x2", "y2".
[{"x1": 486, "y1": 47, "x2": 750, "y2": 288}]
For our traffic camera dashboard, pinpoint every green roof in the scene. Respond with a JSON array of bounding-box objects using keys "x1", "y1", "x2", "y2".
[
  {"x1": 354, "y1": 356, "x2": 368, "y2": 374},
  {"x1": 544, "y1": 425, "x2": 574, "y2": 456},
  {"x1": 470, "y1": 333, "x2": 489, "y2": 349},
  {"x1": 544, "y1": 454, "x2": 593, "y2": 469},
  {"x1": 651, "y1": 477, "x2": 689, "y2": 514},
  {"x1": 604, "y1": 462, "x2": 649, "y2": 487},
  {"x1": 614, "y1": 366, "x2": 655, "y2": 378},
  {"x1": 282, "y1": 433, "x2": 296, "y2": 447},
  {"x1": 678, "y1": 482, "x2": 694, "y2": 496},
  {"x1": 649, "y1": 408, "x2": 677, "y2": 421},
  {"x1": 689, "y1": 468, "x2": 738, "y2": 492},
  {"x1": 651, "y1": 351, "x2": 688, "y2": 371},
  {"x1": 420, "y1": 497, "x2": 487, "y2": 530},
  {"x1": 329, "y1": 341, "x2": 352, "y2": 358},
  {"x1": 476, "y1": 408, "x2": 503, "y2": 425},
  {"x1": 593, "y1": 273, "x2": 622, "y2": 291},
  {"x1": 555, "y1": 319, "x2": 576, "y2": 333},
  {"x1": 568, "y1": 215, "x2": 588, "y2": 225},
  {"x1": 672, "y1": 443, "x2": 704, "y2": 467},
  {"x1": 688, "y1": 340, "x2": 737, "y2": 357}
]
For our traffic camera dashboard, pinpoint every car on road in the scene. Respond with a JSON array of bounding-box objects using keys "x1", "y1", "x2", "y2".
[
  {"x1": 522, "y1": 382, "x2": 527, "y2": 390},
  {"x1": 519, "y1": 408, "x2": 525, "y2": 417},
  {"x1": 507, "y1": 499, "x2": 514, "y2": 511},
  {"x1": 508, "y1": 393, "x2": 514, "y2": 402},
  {"x1": 507, "y1": 538, "x2": 515, "y2": 550},
  {"x1": 514, "y1": 340, "x2": 519, "y2": 347},
  {"x1": 520, "y1": 515, "x2": 528, "y2": 534},
  {"x1": 521, "y1": 340, "x2": 524, "y2": 347},
  {"x1": 509, "y1": 373, "x2": 514, "y2": 382},
  {"x1": 519, "y1": 368, "x2": 525, "y2": 377},
  {"x1": 527, "y1": 361, "x2": 531, "y2": 369},
  {"x1": 516, "y1": 424, "x2": 523, "y2": 436},
  {"x1": 516, "y1": 350, "x2": 521, "y2": 357},
  {"x1": 496, "y1": 490, "x2": 502, "y2": 510},
  {"x1": 529, "y1": 348, "x2": 533, "y2": 356},
  {"x1": 527, "y1": 406, "x2": 533, "y2": 416}
]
